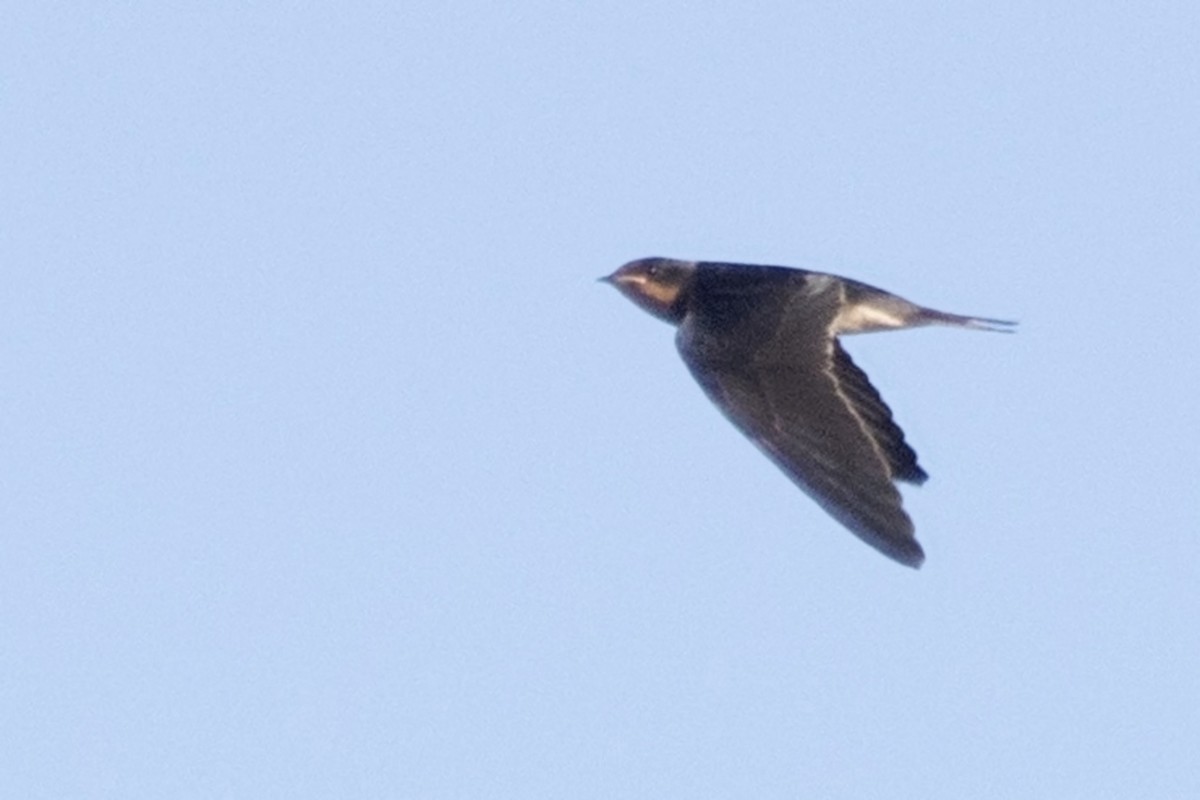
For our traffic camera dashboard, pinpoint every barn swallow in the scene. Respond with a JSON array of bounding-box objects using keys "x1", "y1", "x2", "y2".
[{"x1": 601, "y1": 257, "x2": 1015, "y2": 568}]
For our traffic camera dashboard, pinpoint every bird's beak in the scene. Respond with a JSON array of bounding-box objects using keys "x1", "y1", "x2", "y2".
[{"x1": 599, "y1": 271, "x2": 642, "y2": 288}]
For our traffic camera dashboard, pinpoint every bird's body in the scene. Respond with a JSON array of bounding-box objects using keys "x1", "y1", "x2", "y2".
[{"x1": 602, "y1": 257, "x2": 1014, "y2": 568}]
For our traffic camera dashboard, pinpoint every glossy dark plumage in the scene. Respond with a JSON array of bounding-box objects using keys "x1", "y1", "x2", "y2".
[{"x1": 602, "y1": 257, "x2": 1015, "y2": 568}]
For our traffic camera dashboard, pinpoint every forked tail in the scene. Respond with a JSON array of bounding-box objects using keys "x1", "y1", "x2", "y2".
[{"x1": 921, "y1": 309, "x2": 1018, "y2": 333}]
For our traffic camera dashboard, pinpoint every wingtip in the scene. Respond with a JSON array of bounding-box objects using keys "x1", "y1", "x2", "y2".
[
  {"x1": 853, "y1": 530, "x2": 925, "y2": 568},
  {"x1": 881, "y1": 538, "x2": 925, "y2": 569},
  {"x1": 893, "y1": 546, "x2": 925, "y2": 569}
]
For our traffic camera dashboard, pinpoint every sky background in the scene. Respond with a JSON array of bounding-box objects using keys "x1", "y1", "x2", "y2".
[{"x1": 3, "y1": 2, "x2": 1199, "y2": 798}]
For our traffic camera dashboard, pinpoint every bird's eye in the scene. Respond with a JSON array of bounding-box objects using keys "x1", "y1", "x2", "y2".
[{"x1": 645, "y1": 263, "x2": 659, "y2": 277}]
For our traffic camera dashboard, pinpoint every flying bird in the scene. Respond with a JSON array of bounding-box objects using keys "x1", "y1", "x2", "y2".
[{"x1": 601, "y1": 257, "x2": 1014, "y2": 568}]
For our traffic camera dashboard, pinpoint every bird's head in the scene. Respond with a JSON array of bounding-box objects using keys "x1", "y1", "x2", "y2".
[{"x1": 600, "y1": 257, "x2": 695, "y2": 324}]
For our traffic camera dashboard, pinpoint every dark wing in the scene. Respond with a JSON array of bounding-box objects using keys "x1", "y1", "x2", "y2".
[
  {"x1": 830, "y1": 340, "x2": 927, "y2": 486},
  {"x1": 677, "y1": 270, "x2": 926, "y2": 567}
]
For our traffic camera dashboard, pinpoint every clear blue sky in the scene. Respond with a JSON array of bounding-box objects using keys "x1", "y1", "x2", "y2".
[{"x1": 4, "y1": 3, "x2": 1198, "y2": 797}]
